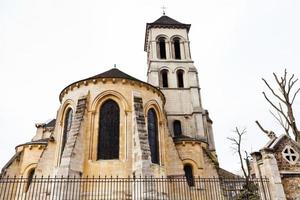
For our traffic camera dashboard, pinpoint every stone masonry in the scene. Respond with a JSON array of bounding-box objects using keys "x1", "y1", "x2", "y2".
[
  {"x1": 132, "y1": 95, "x2": 152, "y2": 177},
  {"x1": 57, "y1": 97, "x2": 87, "y2": 177}
]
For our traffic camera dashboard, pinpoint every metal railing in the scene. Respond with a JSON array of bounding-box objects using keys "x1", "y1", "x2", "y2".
[{"x1": 0, "y1": 176, "x2": 271, "y2": 200}]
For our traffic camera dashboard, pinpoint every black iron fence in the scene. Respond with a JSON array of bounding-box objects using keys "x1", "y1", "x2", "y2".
[{"x1": 0, "y1": 176, "x2": 270, "y2": 200}]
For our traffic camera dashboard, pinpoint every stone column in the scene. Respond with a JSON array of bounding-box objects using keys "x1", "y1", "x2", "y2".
[
  {"x1": 132, "y1": 93, "x2": 152, "y2": 177},
  {"x1": 260, "y1": 149, "x2": 286, "y2": 200},
  {"x1": 54, "y1": 97, "x2": 88, "y2": 200},
  {"x1": 166, "y1": 41, "x2": 171, "y2": 60},
  {"x1": 132, "y1": 92, "x2": 161, "y2": 200},
  {"x1": 151, "y1": 41, "x2": 157, "y2": 60}
]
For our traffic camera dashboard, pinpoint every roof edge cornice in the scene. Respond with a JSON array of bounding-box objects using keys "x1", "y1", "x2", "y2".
[{"x1": 59, "y1": 77, "x2": 165, "y2": 104}]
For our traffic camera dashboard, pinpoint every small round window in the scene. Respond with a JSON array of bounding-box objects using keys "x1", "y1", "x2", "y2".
[{"x1": 282, "y1": 146, "x2": 299, "y2": 165}]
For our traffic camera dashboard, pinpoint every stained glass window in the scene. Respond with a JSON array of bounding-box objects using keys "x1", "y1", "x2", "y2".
[
  {"x1": 147, "y1": 108, "x2": 160, "y2": 164},
  {"x1": 61, "y1": 108, "x2": 73, "y2": 158},
  {"x1": 98, "y1": 100, "x2": 120, "y2": 160}
]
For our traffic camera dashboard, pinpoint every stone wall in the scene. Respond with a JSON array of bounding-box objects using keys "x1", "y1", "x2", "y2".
[
  {"x1": 273, "y1": 138, "x2": 300, "y2": 200},
  {"x1": 273, "y1": 139, "x2": 300, "y2": 171},
  {"x1": 282, "y1": 176, "x2": 300, "y2": 200},
  {"x1": 34, "y1": 142, "x2": 56, "y2": 176}
]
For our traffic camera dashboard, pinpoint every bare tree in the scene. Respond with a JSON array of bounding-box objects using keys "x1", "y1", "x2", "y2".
[
  {"x1": 256, "y1": 69, "x2": 300, "y2": 142},
  {"x1": 228, "y1": 128, "x2": 259, "y2": 200},
  {"x1": 227, "y1": 127, "x2": 250, "y2": 180}
]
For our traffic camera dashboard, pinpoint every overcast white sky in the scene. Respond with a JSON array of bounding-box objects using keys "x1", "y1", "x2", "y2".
[{"x1": 0, "y1": 0, "x2": 299, "y2": 174}]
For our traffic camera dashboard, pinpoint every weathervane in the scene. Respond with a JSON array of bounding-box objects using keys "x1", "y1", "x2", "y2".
[{"x1": 161, "y1": 6, "x2": 166, "y2": 15}]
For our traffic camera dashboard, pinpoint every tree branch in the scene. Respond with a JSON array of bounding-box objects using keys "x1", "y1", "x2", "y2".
[
  {"x1": 255, "y1": 121, "x2": 268, "y2": 134},
  {"x1": 262, "y1": 78, "x2": 285, "y2": 103},
  {"x1": 262, "y1": 92, "x2": 291, "y2": 124},
  {"x1": 228, "y1": 127, "x2": 248, "y2": 179},
  {"x1": 292, "y1": 88, "x2": 300, "y2": 104},
  {"x1": 255, "y1": 120, "x2": 277, "y2": 139},
  {"x1": 270, "y1": 110, "x2": 290, "y2": 136},
  {"x1": 260, "y1": 69, "x2": 300, "y2": 142}
]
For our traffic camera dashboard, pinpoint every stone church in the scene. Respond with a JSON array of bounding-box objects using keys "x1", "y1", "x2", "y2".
[{"x1": 1, "y1": 15, "x2": 220, "y2": 181}]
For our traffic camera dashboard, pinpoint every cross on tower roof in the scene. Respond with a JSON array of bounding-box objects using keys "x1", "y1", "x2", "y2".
[{"x1": 161, "y1": 6, "x2": 166, "y2": 15}]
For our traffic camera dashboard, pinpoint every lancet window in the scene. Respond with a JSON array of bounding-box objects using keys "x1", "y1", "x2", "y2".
[
  {"x1": 158, "y1": 37, "x2": 167, "y2": 59},
  {"x1": 173, "y1": 38, "x2": 181, "y2": 59},
  {"x1": 184, "y1": 165, "x2": 195, "y2": 186},
  {"x1": 147, "y1": 108, "x2": 160, "y2": 164},
  {"x1": 26, "y1": 168, "x2": 35, "y2": 192},
  {"x1": 173, "y1": 120, "x2": 182, "y2": 137},
  {"x1": 98, "y1": 99, "x2": 120, "y2": 160},
  {"x1": 176, "y1": 69, "x2": 184, "y2": 88},
  {"x1": 160, "y1": 69, "x2": 169, "y2": 88},
  {"x1": 61, "y1": 108, "x2": 73, "y2": 158}
]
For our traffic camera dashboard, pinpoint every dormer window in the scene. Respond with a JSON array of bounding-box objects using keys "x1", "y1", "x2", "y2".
[
  {"x1": 157, "y1": 37, "x2": 166, "y2": 59},
  {"x1": 282, "y1": 146, "x2": 299, "y2": 165},
  {"x1": 173, "y1": 38, "x2": 181, "y2": 60}
]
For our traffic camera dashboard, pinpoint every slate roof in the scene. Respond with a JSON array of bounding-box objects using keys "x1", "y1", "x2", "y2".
[
  {"x1": 45, "y1": 119, "x2": 56, "y2": 128},
  {"x1": 147, "y1": 15, "x2": 190, "y2": 29},
  {"x1": 263, "y1": 134, "x2": 300, "y2": 150},
  {"x1": 218, "y1": 168, "x2": 241, "y2": 179},
  {"x1": 173, "y1": 135, "x2": 207, "y2": 143},
  {"x1": 151, "y1": 15, "x2": 186, "y2": 26},
  {"x1": 15, "y1": 138, "x2": 49, "y2": 149},
  {"x1": 89, "y1": 68, "x2": 141, "y2": 82},
  {"x1": 1, "y1": 152, "x2": 22, "y2": 174}
]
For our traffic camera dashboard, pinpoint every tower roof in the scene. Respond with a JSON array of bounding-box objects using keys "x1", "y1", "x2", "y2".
[
  {"x1": 150, "y1": 15, "x2": 190, "y2": 27},
  {"x1": 144, "y1": 15, "x2": 191, "y2": 51}
]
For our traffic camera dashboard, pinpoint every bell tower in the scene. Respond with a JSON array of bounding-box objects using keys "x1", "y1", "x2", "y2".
[{"x1": 144, "y1": 15, "x2": 216, "y2": 152}]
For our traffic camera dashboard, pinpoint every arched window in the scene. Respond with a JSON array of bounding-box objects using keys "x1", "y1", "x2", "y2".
[
  {"x1": 177, "y1": 69, "x2": 184, "y2": 88},
  {"x1": 158, "y1": 38, "x2": 166, "y2": 59},
  {"x1": 173, "y1": 38, "x2": 181, "y2": 59},
  {"x1": 26, "y1": 168, "x2": 35, "y2": 192},
  {"x1": 147, "y1": 108, "x2": 159, "y2": 164},
  {"x1": 173, "y1": 120, "x2": 182, "y2": 137},
  {"x1": 98, "y1": 99, "x2": 120, "y2": 160},
  {"x1": 61, "y1": 108, "x2": 73, "y2": 158},
  {"x1": 160, "y1": 69, "x2": 169, "y2": 88},
  {"x1": 184, "y1": 165, "x2": 194, "y2": 186}
]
